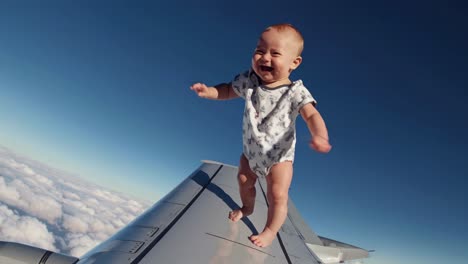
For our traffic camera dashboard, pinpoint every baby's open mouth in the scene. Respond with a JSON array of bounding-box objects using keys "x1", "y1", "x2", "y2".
[{"x1": 260, "y1": 66, "x2": 274, "y2": 72}]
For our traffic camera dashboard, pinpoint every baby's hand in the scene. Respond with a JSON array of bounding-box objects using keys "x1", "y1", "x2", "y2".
[
  {"x1": 310, "y1": 135, "x2": 332, "y2": 153},
  {"x1": 190, "y1": 83, "x2": 211, "y2": 98}
]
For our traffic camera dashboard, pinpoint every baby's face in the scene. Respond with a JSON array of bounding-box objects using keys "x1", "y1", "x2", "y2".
[{"x1": 251, "y1": 29, "x2": 302, "y2": 87}]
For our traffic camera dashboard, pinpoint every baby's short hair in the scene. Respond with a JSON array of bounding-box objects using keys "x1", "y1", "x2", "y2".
[{"x1": 264, "y1": 24, "x2": 304, "y2": 55}]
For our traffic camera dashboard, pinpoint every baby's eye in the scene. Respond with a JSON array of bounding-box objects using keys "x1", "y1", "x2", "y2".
[
  {"x1": 272, "y1": 52, "x2": 281, "y2": 56},
  {"x1": 255, "y1": 49, "x2": 265, "y2": 55}
]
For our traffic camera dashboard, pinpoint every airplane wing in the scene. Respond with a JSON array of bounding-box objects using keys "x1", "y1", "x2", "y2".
[{"x1": 0, "y1": 161, "x2": 369, "y2": 264}]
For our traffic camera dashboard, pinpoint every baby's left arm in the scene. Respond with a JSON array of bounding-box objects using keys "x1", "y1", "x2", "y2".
[{"x1": 300, "y1": 103, "x2": 332, "y2": 153}]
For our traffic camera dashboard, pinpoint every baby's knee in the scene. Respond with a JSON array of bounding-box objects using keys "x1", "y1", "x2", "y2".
[
  {"x1": 238, "y1": 173, "x2": 256, "y2": 187},
  {"x1": 270, "y1": 187, "x2": 289, "y2": 203}
]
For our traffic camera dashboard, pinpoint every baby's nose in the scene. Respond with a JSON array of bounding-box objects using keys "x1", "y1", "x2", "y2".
[{"x1": 260, "y1": 54, "x2": 271, "y2": 62}]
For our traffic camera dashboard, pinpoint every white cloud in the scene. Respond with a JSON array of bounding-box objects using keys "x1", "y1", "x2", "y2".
[
  {"x1": 0, "y1": 146, "x2": 152, "y2": 257},
  {"x1": 65, "y1": 233, "x2": 101, "y2": 257},
  {"x1": 63, "y1": 214, "x2": 89, "y2": 233},
  {"x1": 0, "y1": 177, "x2": 20, "y2": 201},
  {"x1": 0, "y1": 203, "x2": 57, "y2": 251}
]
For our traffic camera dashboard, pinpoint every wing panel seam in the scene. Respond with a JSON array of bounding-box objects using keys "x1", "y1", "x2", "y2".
[
  {"x1": 205, "y1": 232, "x2": 275, "y2": 257},
  {"x1": 130, "y1": 165, "x2": 224, "y2": 264}
]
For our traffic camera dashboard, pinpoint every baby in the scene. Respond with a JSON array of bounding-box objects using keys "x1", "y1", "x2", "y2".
[{"x1": 191, "y1": 24, "x2": 331, "y2": 247}]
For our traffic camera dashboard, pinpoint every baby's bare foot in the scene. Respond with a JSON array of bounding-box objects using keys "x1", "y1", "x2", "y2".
[
  {"x1": 249, "y1": 228, "x2": 276, "y2": 247},
  {"x1": 228, "y1": 207, "x2": 253, "y2": 222}
]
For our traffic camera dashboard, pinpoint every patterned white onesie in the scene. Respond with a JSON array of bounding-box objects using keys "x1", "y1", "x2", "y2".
[{"x1": 231, "y1": 69, "x2": 317, "y2": 177}]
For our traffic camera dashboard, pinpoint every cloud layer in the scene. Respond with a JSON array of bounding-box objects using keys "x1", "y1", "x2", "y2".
[{"x1": 0, "y1": 146, "x2": 152, "y2": 257}]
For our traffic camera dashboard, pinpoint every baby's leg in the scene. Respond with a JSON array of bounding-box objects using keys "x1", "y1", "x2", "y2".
[
  {"x1": 229, "y1": 154, "x2": 258, "y2": 222},
  {"x1": 250, "y1": 161, "x2": 293, "y2": 247}
]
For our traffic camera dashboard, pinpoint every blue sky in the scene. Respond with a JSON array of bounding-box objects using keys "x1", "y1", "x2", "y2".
[{"x1": 0, "y1": 1, "x2": 467, "y2": 263}]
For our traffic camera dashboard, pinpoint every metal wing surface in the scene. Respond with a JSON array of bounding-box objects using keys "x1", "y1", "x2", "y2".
[{"x1": 77, "y1": 161, "x2": 321, "y2": 264}]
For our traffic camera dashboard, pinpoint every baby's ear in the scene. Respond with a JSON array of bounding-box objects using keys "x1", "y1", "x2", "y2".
[{"x1": 290, "y1": 56, "x2": 302, "y2": 70}]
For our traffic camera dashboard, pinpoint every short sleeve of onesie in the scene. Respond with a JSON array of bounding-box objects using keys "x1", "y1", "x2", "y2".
[
  {"x1": 291, "y1": 84, "x2": 317, "y2": 113},
  {"x1": 231, "y1": 69, "x2": 260, "y2": 99}
]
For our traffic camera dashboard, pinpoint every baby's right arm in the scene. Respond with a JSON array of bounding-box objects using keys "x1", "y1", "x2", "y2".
[{"x1": 190, "y1": 83, "x2": 239, "y2": 100}]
